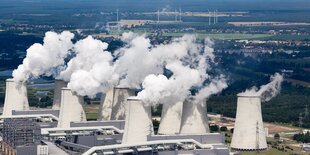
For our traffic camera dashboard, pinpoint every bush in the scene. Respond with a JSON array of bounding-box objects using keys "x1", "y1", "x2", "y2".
[
  {"x1": 209, "y1": 125, "x2": 219, "y2": 132},
  {"x1": 220, "y1": 126, "x2": 228, "y2": 132}
]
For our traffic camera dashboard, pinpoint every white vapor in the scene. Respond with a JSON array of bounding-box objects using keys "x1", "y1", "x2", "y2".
[
  {"x1": 13, "y1": 31, "x2": 74, "y2": 84},
  {"x1": 137, "y1": 36, "x2": 228, "y2": 105},
  {"x1": 238, "y1": 73, "x2": 284, "y2": 102},
  {"x1": 60, "y1": 36, "x2": 118, "y2": 98}
]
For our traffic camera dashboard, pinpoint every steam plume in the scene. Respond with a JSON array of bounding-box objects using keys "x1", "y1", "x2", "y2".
[
  {"x1": 137, "y1": 36, "x2": 228, "y2": 105},
  {"x1": 60, "y1": 36, "x2": 118, "y2": 97},
  {"x1": 238, "y1": 73, "x2": 284, "y2": 102},
  {"x1": 13, "y1": 31, "x2": 74, "y2": 84}
]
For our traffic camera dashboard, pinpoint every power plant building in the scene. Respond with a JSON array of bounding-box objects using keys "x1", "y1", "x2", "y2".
[{"x1": 1, "y1": 118, "x2": 48, "y2": 155}]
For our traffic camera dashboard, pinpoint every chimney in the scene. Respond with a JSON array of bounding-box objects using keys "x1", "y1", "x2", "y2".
[
  {"x1": 52, "y1": 79, "x2": 67, "y2": 110},
  {"x1": 2, "y1": 79, "x2": 29, "y2": 116},
  {"x1": 158, "y1": 101, "x2": 183, "y2": 135},
  {"x1": 57, "y1": 87, "x2": 86, "y2": 128},
  {"x1": 97, "y1": 87, "x2": 135, "y2": 121},
  {"x1": 231, "y1": 95, "x2": 267, "y2": 151},
  {"x1": 122, "y1": 97, "x2": 153, "y2": 144},
  {"x1": 179, "y1": 97, "x2": 209, "y2": 134}
]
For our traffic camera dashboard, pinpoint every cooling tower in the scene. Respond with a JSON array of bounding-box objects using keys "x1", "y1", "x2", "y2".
[
  {"x1": 52, "y1": 79, "x2": 67, "y2": 110},
  {"x1": 158, "y1": 101, "x2": 183, "y2": 135},
  {"x1": 231, "y1": 95, "x2": 267, "y2": 151},
  {"x1": 179, "y1": 97, "x2": 210, "y2": 134},
  {"x1": 2, "y1": 79, "x2": 29, "y2": 117},
  {"x1": 97, "y1": 87, "x2": 135, "y2": 121},
  {"x1": 57, "y1": 87, "x2": 86, "y2": 128},
  {"x1": 122, "y1": 97, "x2": 153, "y2": 144}
]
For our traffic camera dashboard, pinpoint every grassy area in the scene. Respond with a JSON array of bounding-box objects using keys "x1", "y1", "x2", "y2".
[
  {"x1": 241, "y1": 148, "x2": 291, "y2": 155},
  {"x1": 264, "y1": 34, "x2": 310, "y2": 41},
  {"x1": 86, "y1": 112, "x2": 98, "y2": 120},
  {"x1": 162, "y1": 33, "x2": 272, "y2": 40}
]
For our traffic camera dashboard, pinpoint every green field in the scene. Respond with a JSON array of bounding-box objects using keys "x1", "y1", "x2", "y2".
[
  {"x1": 86, "y1": 113, "x2": 98, "y2": 120},
  {"x1": 241, "y1": 148, "x2": 291, "y2": 155},
  {"x1": 162, "y1": 32, "x2": 273, "y2": 40}
]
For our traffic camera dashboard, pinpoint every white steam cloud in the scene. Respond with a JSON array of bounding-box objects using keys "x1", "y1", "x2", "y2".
[
  {"x1": 238, "y1": 73, "x2": 284, "y2": 102},
  {"x1": 60, "y1": 36, "x2": 118, "y2": 98},
  {"x1": 137, "y1": 36, "x2": 228, "y2": 105},
  {"x1": 13, "y1": 31, "x2": 228, "y2": 104},
  {"x1": 13, "y1": 31, "x2": 74, "y2": 84}
]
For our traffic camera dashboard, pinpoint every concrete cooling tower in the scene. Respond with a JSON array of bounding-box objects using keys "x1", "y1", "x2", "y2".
[
  {"x1": 2, "y1": 79, "x2": 29, "y2": 117},
  {"x1": 158, "y1": 101, "x2": 183, "y2": 135},
  {"x1": 179, "y1": 97, "x2": 210, "y2": 134},
  {"x1": 57, "y1": 87, "x2": 86, "y2": 128},
  {"x1": 52, "y1": 79, "x2": 67, "y2": 110},
  {"x1": 122, "y1": 97, "x2": 153, "y2": 144},
  {"x1": 231, "y1": 95, "x2": 267, "y2": 151},
  {"x1": 97, "y1": 87, "x2": 135, "y2": 121}
]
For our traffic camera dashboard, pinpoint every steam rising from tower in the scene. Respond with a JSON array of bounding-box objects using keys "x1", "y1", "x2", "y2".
[
  {"x1": 12, "y1": 31, "x2": 74, "y2": 84},
  {"x1": 231, "y1": 73, "x2": 283, "y2": 151},
  {"x1": 239, "y1": 73, "x2": 283, "y2": 102},
  {"x1": 231, "y1": 95, "x2": 267, "y2": 151},
  {"x1": 2, "y1": 79, "x2": 29, "y2": 116}
]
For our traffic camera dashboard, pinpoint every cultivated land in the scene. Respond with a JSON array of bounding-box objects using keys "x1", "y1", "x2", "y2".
[{"x1": 228, "y1": 22, "x2": 310, "y2": 27}]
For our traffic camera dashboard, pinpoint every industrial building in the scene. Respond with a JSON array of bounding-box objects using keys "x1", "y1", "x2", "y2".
[
  {"x1": 0, "y1": 79, "x2": 232, "y2": 155},
  {"x1": 1, "y1": 118, "x2": 48, "y2": 155}
]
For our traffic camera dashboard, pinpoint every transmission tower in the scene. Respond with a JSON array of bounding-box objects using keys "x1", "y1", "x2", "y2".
[
  {"x1": 305, "y1": 105, "x2": 309, "y2": 118},
  {"x1": 299, "y1": 112, "x2": 303, "y2": 128}
]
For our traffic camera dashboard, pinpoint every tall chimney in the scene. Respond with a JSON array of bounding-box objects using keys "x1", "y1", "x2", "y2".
[
  {"x1": 231, "y1": 95, "x2": 267, "y2": 151},
  {"x1": 2, "y1": 79, "x2": 29, "y2": 116},
  {"x1": 57, "y1": 87, "x2": 86, "y2": 128},
  {"x1": 52, "y1": 79, "x2": 67, "y2": 110},
  {"x1": 97, "y1": 87, "x2": 135, "y2": 121},
  {"x1": 122, "y1": 97, "x2": 153, "y2": 144},
  {"x1": 179, "y1": 97, "x2": 209, "y2": 134},
  {"x1": 158, "y1": 101, "x2": 183, "y2": 135}
]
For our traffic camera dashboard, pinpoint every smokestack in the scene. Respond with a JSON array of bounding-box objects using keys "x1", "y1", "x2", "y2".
[
  {"x1": 231, "y1": 95, "x2": 267, "y2": 151},
  {"x1": 52, "y1": 79, "x2": 67, "y2": 110},
  {"x1": 97, "y1": 87, "x2": 135, "y2": 121},
  {"x1": 158, "y1": 101, "x2": 183, "y2": 135},
  {"x1": 179, "y1": 97, "x2": 209, "y2": 134},
  {"x1": 2, "y1": 79, "x2": 29, "y2": 116},
  {"x1": 122, "y1": 97, "x2": 153, "y2": 144},
  {"x1": 57, "y1": 87, "x2": 86, "y2": 128}
]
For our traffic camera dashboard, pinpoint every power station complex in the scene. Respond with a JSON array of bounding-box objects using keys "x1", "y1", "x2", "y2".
[{"x1": 0, "y1": 79, "x2": 268, "y2": 155}]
